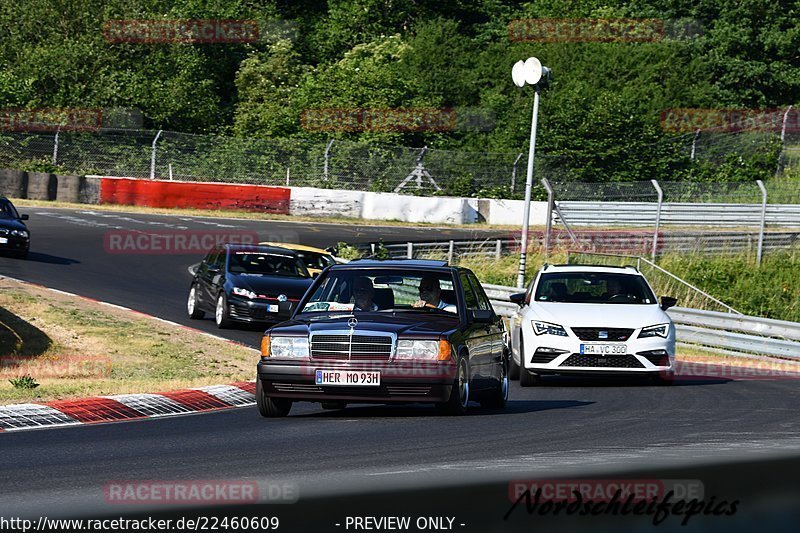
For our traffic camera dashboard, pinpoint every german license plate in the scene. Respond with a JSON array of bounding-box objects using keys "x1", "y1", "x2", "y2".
[
  {"x1": 580, "y1": 343, "x2": 627, "y2": 355},
  {"x1": 267, "y1": 304, "x2": 278, "y2": 313},
  {"x1": 0, "y1": 237, "x2": 7, "y2": 244},
  {"x1": 315, "y1": 370, "x2": 380, "y2": 386}
]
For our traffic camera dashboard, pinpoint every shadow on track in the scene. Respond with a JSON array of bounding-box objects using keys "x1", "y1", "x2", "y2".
[
  {"x1": 20, "y1": 252, "x2": 80, "y2": 265},
  {"x1": 294, "y1": 399, "x2": 593, "y2": 419}
]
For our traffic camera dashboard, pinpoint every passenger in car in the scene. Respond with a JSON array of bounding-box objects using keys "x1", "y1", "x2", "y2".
[
  {"x1": 352, "y1": 277, "x2": 379, "y2": 311},
  {"x1": 413, "y1": 275, "x2": 457, "y2": 313}
]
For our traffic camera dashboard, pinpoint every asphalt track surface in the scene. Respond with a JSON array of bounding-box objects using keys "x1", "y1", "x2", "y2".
[{"x1": 1, "y1": 207, "x2": 799, "y2": 531}]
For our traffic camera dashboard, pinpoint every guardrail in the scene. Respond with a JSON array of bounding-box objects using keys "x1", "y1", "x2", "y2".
[{"x1": 483, "y1": 282, "x2": 800, "y2": 361}]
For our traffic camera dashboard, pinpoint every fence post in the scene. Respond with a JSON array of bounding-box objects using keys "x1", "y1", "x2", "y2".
[
  {"x1": 776, "y1": 105, "x2": 793, "y2": 178},
  {"x1": 690, "y1": 129, "x2": 700, "y2": 161},
  {"x1": 447, "y1": 240, "x2": 454, "y2": 264},
  {"x1": 541, "y1": 177, "x2": 554, "y2": 260},
  {"x1": 756, "y1": 180, "x2": 768, "y2": 265},
  {"x1": 511, "y1": 153, "x2": 523, "y2": 192},
  {"x1": 407, "y1": 242, "x2": 413, "y2": 259},
  {"x1": 150, "y1": 129, "x2": 163, "y2": 180},
  {"x1": 52, "y1": 127, "x2": 60, "y2": 166},
  {"x1": 323, "y1": 139, "x2": 334, "y2": 182},
  {"x1": 168, "y1": 164, "x2": 173, "y2": 181},
  {"x1": 495, "y1": 239, "x2": 502, "y2": 260},
  {"x1": 651, "y1": 179, "x2": 663, "y2": 262}
]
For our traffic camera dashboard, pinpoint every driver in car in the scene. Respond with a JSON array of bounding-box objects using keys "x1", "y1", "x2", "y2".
[{"x1": 413, "y1": 275, "x2": 457, "y2": 313}]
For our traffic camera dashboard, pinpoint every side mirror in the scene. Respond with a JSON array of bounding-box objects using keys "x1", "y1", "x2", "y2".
[
  {"x1": 660, "y1": 296, "x2": 677, "y2": 311},
  {"x1": 206, "y1": 265, "x2": 220, "y2": 274},
  {"x1": 277, "y1": 300, "x2": 293, "y2": 320},
  {"x1": 509, "y1": 292, "x2": 526, "y2": 307},
  {"x1": 20, "y1": 214, "x2": 29, "y2": 221},
  {"x1": 470, "y1": 309, "x2": 494, "y2": 323}
]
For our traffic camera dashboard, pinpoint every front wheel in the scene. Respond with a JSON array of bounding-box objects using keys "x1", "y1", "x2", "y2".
[
  {"x1": 519, "y1": 367, "x2": 540, "y2": 387},
  {"x1": 256, "y1": 379, "x2": 292, "y2": 417},
  {"x1": 438, "y1": 356, "x2": 470, "y2": 416},
  {"x1": 509, "y1": 335, "x2": 521, "y2": 380},
  {"x1": 215, "y1": 293, "x2": 232, "y2": 329}
]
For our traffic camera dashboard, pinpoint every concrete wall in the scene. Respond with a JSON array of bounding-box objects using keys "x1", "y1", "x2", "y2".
[
  {"x1": 0, "y1": 169, "x2": 27, "y2": 198},
  {"x1": 485, "y1": 198, "x2": 549, "y2": 226},
  {"x1": 289, "y1": 187, "x2": 364, "y2": 219}
]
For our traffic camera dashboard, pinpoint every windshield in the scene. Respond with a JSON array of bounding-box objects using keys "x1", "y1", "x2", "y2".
[
  {"x1": 300, "y1": 269, "x2": 458, "y2": 315},
  {"x1": 535, "y1": 272, "x2": 657, "y2": 305},
  {"x1": 0, "y1": 200, "x2": 19, "y2": 220},
  {"x1": 227, "y1": 251, "x2": 310, "y2": 278},
  {"x1": 295, "y1": 251, "x2": 335, "y2": 270}
]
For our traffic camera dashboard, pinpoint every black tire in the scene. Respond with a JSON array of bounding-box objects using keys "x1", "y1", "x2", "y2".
[
  {"x1": 214, "y1": 293, "x2": 232, "y2": 329},
  {"x1": 256, "y1": 379, "x2": 292, "y2": 417},
  {"x1": 187, "y1": 284, "x2": 205, "y2": 319},
  {"x1": 481, "y1": 355, "x2": 509, "y2": 409},
  {"x1": 438, "y1": 355, "x2": 470, "y2": 416},
  {"x1": 652, "y1": 371, "x2": 675, "y2": 386},
  {"x1": 519, "y1": 367, "x2": 540, "y2": 387}
]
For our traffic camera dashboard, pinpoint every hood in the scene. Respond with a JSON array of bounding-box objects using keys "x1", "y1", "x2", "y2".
[
  {"x1": 0, "y1": 218, "x2": 27, "y2": 231},
  {"x1": 529, "y1": 302, "x2": 670, "y2": 328},
  {"x1": 227, "y1": 273, "x2": 312, "y2": 299},
  {"x1": 270, "y1": 312, "x2": 459, "y2": 338}
]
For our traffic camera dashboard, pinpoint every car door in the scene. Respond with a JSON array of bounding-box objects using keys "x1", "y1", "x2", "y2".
[
  {"x1": 198, "y1": 248, "x2": 222, "y2": 307},
  {"x1": 467, "y1": 272, "x2": 505, "y2": 387},
  {"x1": 458, "y1": 271, "x2": 495, "y2": 391}
]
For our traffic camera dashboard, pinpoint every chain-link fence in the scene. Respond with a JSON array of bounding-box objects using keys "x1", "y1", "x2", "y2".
[{"x1": 0, "y1": 127, "x2": 797, "y2": 199}]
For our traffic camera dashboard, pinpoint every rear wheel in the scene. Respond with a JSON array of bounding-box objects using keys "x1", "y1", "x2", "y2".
[
  {"x1": 256, "y1": 379, "x2": 292, "y2": 417},
  {"x1": 438, "y1": 356, "x2": 470, "y2": 416},
  {"x1": 187, "y1": 284, "x2": 205, "y2": 319},
  {"x1": 215, "y1": 293, "x2": 232, "y2": 329},
  {"x1": 481, "y1": 355, "x2": 508, "y2": 409}
]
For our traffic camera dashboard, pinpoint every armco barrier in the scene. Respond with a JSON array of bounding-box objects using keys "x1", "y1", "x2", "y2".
[
  {"x1": 484, "y1": 282, "x2": 800, "y2": 360},
  {"x1": 98, "y1": 177, "x2": 290, "y2": 214}
]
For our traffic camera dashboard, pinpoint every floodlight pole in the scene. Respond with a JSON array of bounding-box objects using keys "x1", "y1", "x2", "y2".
[{"x1": 516, "y1": 86, "x2": 541, "y2": 289}]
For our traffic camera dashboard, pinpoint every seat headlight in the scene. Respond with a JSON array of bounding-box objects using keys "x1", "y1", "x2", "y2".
[
  {"x1": 396, "y1": 340, "x2": 440, "y2": 361},
  {"x1": 532, "y1": 321, "x2": 568, "y2": 337},
  {"x1": 232, "y1": 287, "x2": 257, "y2": 299},
  {"x1": 270, "y1": 337, "x2": 309, "y2": 359},
  {"x1": 638, "y1": 323, "x2": 670, "y2": 338}
]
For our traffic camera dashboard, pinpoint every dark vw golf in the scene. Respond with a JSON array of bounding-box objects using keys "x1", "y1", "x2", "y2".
[
  {"x1": 256, "y1": 260, "x2": 509, "y2": 416},
  {"x1": 0, "y1": 196, "x2": 30, "y2": 258},
  {"x1": 187, "y1": 244, "x2": 314, "y2": 328}
]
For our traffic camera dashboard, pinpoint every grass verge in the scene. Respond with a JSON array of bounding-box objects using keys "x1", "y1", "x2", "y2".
[{"x1": 0, "y1": 278, "x2": 257, "y2": 405}]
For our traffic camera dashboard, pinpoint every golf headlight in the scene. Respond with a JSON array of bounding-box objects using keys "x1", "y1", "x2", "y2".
[
  {"x1": 638, "y1": 323, "x2": 670, "y2": 338},
  {"x1": 396, "y1": 340, "x2": 439, "y2": 360},
  {"x1": 532, "y1": 321, "x2": 568, "y2": 337},
  {"x1": 10, "y1": 229, "x2": 28, "y2": 238},
  {"x1": 232, "y1": 287, "x2": 257, "y2": 299},
  {"x1": 270, "y1": 337, "x2": 309, "y2": 359}
]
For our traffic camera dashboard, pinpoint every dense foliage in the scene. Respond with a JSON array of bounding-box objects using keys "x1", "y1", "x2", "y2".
[{"x1": 1, "y1": 0, "x2": 798, "y2": 183}]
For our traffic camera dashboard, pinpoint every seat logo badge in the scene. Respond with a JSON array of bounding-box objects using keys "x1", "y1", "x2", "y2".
[
  {"x1": 277, "y1": 294, "x2": 288, "y2": 302},
  {"x1": 348, "y1": 318, "x2": 358, "y2": 328},
  {"x1": 598, "y1": 330, "x2": 608, "y2": 340}
]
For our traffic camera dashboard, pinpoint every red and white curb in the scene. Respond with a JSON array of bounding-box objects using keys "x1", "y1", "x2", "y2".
[{"x1": 0, "y1": 381, "x2": 257, "y2": 432}]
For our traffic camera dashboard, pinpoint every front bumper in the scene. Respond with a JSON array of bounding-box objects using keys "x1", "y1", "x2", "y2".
[
  {"x1": 227, "y1": 296, "x2": 285, "y2": 323},
  {"x1": 0, "y1": 235, "x2": 29, "y2": 254},
  {"x1": 257, "y1": 359, "x2": 457, "y2": 403},
  {"x1": 521, "y1": 323, "x2": 675, "y2": 375}
]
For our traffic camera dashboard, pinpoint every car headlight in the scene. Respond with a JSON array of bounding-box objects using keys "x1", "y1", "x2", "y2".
[
  {"x1": 10, "y1": 230, "x2": 28, "y2": 239},
  {"x1": 269, "y1": 336, "x2": 309, "y2": 359},
  {"x1": 532, "y1": 321, "x2": 568, "y2": 337},
  {"x1": 232, "y1": 287, "x2": 257, "y2": 299},
  {"x1": 638, "y1": 323, "x2": 670, "y2": 338},
  {"x1": 395, "y1": 339, "x2": 451, "y2": 361}
]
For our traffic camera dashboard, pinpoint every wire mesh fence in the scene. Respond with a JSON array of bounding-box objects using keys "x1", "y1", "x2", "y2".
[{"x1": 0, "y1": 127, "x2": 797, "y2": 199}]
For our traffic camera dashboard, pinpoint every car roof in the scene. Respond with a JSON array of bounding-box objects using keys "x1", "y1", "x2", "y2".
[
  {"x1": 222, "y1": 244, "x2": 300, "y2": 257},
  {"x1": 330, "y1": 259, "x2": 450, "y2": 270},
  {"x1": 258, "y1": 242, "x2": 331, "y2": 255},
  {"x1": 537, "y1": 264, "x2": 642, "y2": 275}
]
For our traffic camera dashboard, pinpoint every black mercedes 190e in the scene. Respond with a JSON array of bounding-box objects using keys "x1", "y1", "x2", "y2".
[{"x1": 256, "y1": 259, "x2": 509, "y2": 416}]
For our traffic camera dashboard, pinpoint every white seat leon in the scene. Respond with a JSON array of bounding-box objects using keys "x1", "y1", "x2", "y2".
[{"x1": 508, "y1": 264, "x2": 677, "y2": 386}]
